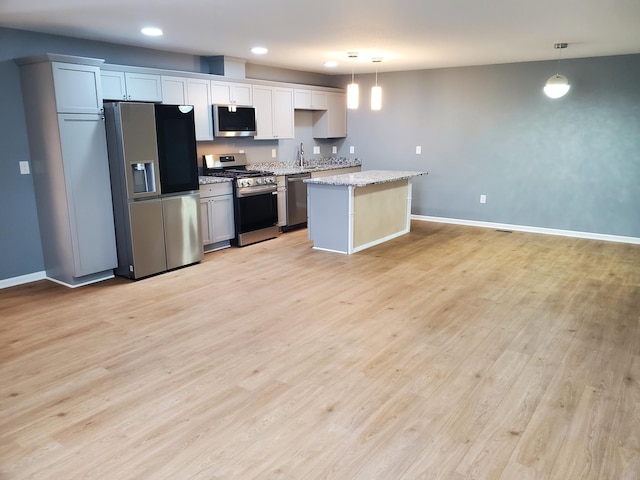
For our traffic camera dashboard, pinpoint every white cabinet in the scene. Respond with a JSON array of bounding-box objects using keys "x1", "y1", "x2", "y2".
[
  {"x1": 294, "y1": 89, "x2": 328, "y2": 110},
  {"x1": 161, "y1": 75, "x2": 188, "y2": 104},
  {"x1": 17, "y1": 55, "x2": 117, "y2": 287},
  {"x1": 211, "y1": 80, "x2": 253, "y2": 106},
  {"x1": 57, "y1": 114, "x2": 118, "y2": 276},
  {"x1": 101, "y1": 71, "x2": 163, "y2": 102},
  {"x1": 313, "y1": 92, "x2": 347, "y2": 138},
  {"x1": 253, "y1": 85, "x2": 294, "y2": 140},
  {"x1": 187, "y1": 78, "x2": 213, "y2": 141},
  {"x1": 200, "y1": 182, "x2": 235, "y2": 249},
  {"x1": 52, "y1": 62, "x2": 104, "y2": 114}
]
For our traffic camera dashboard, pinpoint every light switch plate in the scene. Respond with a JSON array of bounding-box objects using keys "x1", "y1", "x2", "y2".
[
  {"x1": 480, "y1": 194, "x2": 487, "y2": 204},
  {"x1": 416, "y1": 146, "x2": 422, "y2": 154},
  {"x1": 19, "y1": 161, "x2": 30, "y2": 175},
  {"x1": 349, "y1": 146, "x2": 355, "y2": 154},
  {"x1": 313, "y1": 146, "x2": 320, "y2": 154},
  {"x1": 271, "y1": 148, "x2": 277, "y2": 158},
  {"x1": 332, "y1": 146, "x2": 337, "y2": 154}
]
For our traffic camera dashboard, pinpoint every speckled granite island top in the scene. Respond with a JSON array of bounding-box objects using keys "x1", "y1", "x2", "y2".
[{"x1": 304, "y1": 170, "x2": 426, "y2": 187}]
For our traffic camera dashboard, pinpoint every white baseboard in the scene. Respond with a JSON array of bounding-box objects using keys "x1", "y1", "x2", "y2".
[
  {"x1": 0, "y1": 271, "x2": 46, "y2": 289},
  {"x1": 412, "y1": 215, "x2": 640, "y2": 245}
]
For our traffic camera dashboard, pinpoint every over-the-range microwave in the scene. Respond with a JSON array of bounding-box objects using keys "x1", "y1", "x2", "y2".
[{"x1": 212, "y1": 104, "x2": 256, "y2": 137}]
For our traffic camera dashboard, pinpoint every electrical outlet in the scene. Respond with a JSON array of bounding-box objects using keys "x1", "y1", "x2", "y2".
[
  {"x1": 239, "y1": 149, "x2": 245, "y2": 154},
  {"x1": 271, "y1": 148, "x2": 277, "y2": 158},
  {"x1": 313, "y1": 146, "x2": 320, "y2": 154},
  {"x1": 349, "y1": 146, "x2": 355, "y2": 154},
  {"x1": 19, "y1": 161, "x2": 30, "y2": 175},
  {"x1": 480, "y1": 194, "x2": 487, "y2": 204},
  {"x1": 415, "y1": 146, "x2": 422, "y2": 154},
  {"x1": 332, "y1": 146, "x2": 337, "y2": 154}
]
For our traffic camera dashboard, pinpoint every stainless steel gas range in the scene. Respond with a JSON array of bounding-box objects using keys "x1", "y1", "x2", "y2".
[{"x1": 203, "y1": 153, "x2": 278, "y2": 247}]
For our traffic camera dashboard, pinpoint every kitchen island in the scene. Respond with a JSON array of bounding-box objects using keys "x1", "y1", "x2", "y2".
[{"x1": 305, "y1": 170, "x2": 426, "y2": 254}]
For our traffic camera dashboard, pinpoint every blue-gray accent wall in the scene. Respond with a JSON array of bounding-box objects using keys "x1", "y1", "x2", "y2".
[
  {"x1": 343, "y1": 55, "x2": 640, "y2": 238},
  {"x1": 1, "y1": 25, "x2": 639, "y2": 282}
]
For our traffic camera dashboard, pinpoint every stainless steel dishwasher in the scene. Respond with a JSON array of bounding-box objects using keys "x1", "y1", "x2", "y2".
[{"x1": 286, "y1": 173, "x2": 311, "y2": 229}]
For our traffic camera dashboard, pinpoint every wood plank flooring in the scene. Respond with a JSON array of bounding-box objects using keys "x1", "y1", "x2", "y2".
[{"x1": 1, "y1": 221, "x2": 639, "y2": 479}]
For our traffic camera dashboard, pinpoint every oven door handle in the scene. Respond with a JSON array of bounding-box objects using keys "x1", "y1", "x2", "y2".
[{"x1": 237, "y1": 186, "x2": 278, "y2": 197}]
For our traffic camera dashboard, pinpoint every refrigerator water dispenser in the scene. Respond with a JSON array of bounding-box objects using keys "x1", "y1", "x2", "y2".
[{"x1": 131, "y1": 162, "x2": 155, "y2": 193}]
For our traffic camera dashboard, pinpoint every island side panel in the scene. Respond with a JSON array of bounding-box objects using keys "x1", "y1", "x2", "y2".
[
  {"x1": 352, "y1": 179, "x2": 410, "y2": 251},
  {"x1": 307, "y1": 183, "x2": 352, "y2": 254}
]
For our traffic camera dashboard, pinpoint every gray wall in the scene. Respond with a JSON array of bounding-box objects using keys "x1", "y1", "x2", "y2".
[
  {"x1": 1, "y1": 25, "x2": 639, "y2": 281},
  {"x1": 343, "y1": 55, "x2": 640, "y2": 237}
]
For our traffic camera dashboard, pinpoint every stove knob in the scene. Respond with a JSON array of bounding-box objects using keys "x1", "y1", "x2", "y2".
[{"x1": 256, "y1": 178, "x2": 263, "y2": 185}]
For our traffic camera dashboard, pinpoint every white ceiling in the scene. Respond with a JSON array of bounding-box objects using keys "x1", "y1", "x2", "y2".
[{"x1": 2, "y1": 0, "x2": 640, "y2": 75}]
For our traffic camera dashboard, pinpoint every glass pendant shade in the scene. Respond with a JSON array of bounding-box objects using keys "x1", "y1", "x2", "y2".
[
  {"x1": 371, "y1": 85, "x2": 382, "y2": 110},
  {"x1": 347, "y1": 82, "x2": 359, "y2": 109},
  {"x1": 544, "y1": 74, "x2": 570, "y2": 99}
]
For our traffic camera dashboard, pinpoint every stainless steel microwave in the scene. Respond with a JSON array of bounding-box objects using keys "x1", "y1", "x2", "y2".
[{"x1": 212, "y1": 104, "x2": 256, "y2": 137}]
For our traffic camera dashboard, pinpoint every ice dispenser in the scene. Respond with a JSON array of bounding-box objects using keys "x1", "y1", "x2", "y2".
[{"x1": 131, "y1": 162, "x2": 155, "y2": 194}]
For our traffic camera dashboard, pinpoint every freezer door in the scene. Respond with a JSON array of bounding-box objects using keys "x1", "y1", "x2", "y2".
[
  {"x1": 129, "y1": 199, "x2": 167, "y2": 278},
  {"x1": 162, "y1": 193, "x2": 204, "y2": 270}
]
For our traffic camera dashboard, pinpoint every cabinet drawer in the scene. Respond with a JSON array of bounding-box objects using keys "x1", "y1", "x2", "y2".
[{"x1": 200, "y1": 182, "x2": 233, "y2": 198}]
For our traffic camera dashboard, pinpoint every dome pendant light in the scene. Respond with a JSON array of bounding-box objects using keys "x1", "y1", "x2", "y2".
[
  {"x1": 544, "y1": 43, "x2": 570, "y2": 99},
  {"x1": 347, "y1": 52, "x2": 359, "y2": 109},
  {"x1": 371, "y1": 57, "x2": 382, "y2": 111}
]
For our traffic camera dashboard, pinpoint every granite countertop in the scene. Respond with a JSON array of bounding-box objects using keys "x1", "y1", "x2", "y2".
[
  {"x1": 199, "y1": 176, "x2": 234, "y2": 185},
  {"x1": 247, "y1": 158, "x2": 362, "y2": 176},
  {"x1": 304, "y1": 170, "x2": 427, "y2": 187}
]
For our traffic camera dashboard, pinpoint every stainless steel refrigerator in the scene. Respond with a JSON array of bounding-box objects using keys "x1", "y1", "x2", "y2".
[{"x1": 104, "y1": 102, "x2": 203, "y2": 279}]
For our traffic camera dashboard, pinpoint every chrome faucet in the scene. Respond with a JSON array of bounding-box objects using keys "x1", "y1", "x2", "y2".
[{"x1": 298, "y1": 142, "x2": 304, "y2": 167}]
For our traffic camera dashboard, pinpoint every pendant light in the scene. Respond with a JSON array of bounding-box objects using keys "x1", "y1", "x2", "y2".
[
  {"x1": 544, "y1": 43, "x2": 570, "y2": 99},
  {"x1": 347, "y1": 52, "x2": 359, "y2": 109},
  {"x1": 371, "y1": 57, "x2": 382, "y2": 111}
]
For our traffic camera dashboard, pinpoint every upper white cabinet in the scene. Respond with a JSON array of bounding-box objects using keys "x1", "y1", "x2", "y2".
[
  {"x1": 161, "y1": 75, "x2": 188, "y2": 104},
  {"x1": 313, "y1": 92, "x2": 347, "y2": 138},
  {"x1": 211, "y1": 80, "x2": 253, "y2": 106},
  {"x1": 294, "y1": 89, "x2": 328, "y2": 110},
  {"x1": 52, "y1": 62, "x2": 103, "y2": 114},
  {"x1": 187, "y1": 78, "x2": 213, "y2": 141},
  {"x1": 101, "y1": 71, "x2": 162, "y2": 102},
  {"x1": 253, "y1": 85, "x2": 294, "y2": 140}
]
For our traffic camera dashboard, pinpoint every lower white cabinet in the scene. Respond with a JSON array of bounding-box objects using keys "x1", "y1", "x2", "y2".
[{"x1": 200, "y1": 183, "x2": 235, "y2": 249}]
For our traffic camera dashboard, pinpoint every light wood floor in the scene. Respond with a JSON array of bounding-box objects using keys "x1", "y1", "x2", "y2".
[{"x1": 1, "y1": 221, "x2": 639, "y2": 480}]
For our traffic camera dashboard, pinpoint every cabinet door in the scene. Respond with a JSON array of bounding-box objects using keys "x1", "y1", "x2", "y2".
[
  {"x1": 232, "y1": 84, "x2": 253, "y2": 106},
  {"x1": 252, "y1": 85, "x2": 274, "y2": 140},
  {"x1": 52, "y1": 63, "x2": 103, "y2": 114},
  {"x1": 187, "y1": 78, "x2": 213, "y2": 141},
  {"x1": 57, "y1": 113, "x2": 117, "y2": 276},
  {"x1": 124, "y1": 72, "x2": 163, "y2": 102},
  {"x1": 211, "y1": 196, "x2": 235, "y2": 242},
  {"x1": 200, "y1": 199, "x2": 212, "y2": 245},
  {"x1": 210, "y1": 81, "x2": 232, "y2": 104},
  {"x1": 101, "y1": 71, "x2": 127, "y2": 100},
  {"x1": 161, "y1": 76, "x2": 188, "y2": 104},
  {"x1": 272, "y1": 87, "x2": 294, "y2": 139}
]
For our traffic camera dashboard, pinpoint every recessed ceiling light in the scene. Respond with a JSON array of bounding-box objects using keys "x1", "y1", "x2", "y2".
[
  {"x1": 141, "y1": 27, "x2": 163, "y2": 37},
  {"x1": 251, "y1": 47, "x2": 268, "y2": 55},
  {"x1": 324, "y1": 61, "x2": 338, "y2": 68}
]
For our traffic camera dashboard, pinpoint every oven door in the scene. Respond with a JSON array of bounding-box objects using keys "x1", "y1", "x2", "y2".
[{"x1": 235, "y1": 188, "x2": 279, "y2": 245}]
